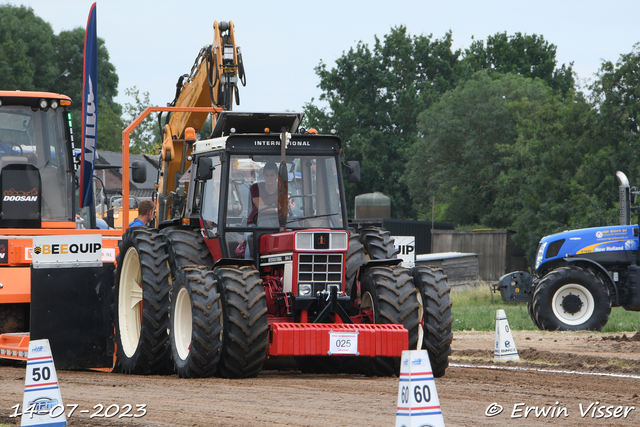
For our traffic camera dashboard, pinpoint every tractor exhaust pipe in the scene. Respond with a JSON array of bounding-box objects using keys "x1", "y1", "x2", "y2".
[{"x1": 617, "y1": 171, "x2": 631, "y2": 225}]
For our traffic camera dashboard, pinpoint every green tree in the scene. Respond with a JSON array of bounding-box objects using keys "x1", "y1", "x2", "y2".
[
  {"x1": 463, "y1": 32, "x2": 574, "y2": 97},
  {"x1": 304, "y1": 26, "x2": 463, "y2": 218},
  {"x1": 123, "y1": 87, "x2": 161, "y2": 154},
  {"x1": 590, "y1": 43, "x2": 640, "y2": 155},
  {"x1": 0, "y1": 5, "x2": 123, "y2": 153},
  {"x1": 0, "y1": 5, "x2": 58, "y2": 90},
  {"x1": 405, "y1": 72, "x2": 552, "y2": 227},
  {"x1": 53, "y1": 27, "x2": 122, "y2": 152},
  {"x1": 495, "y1": 91, "x2": 607, "y2": 262}
]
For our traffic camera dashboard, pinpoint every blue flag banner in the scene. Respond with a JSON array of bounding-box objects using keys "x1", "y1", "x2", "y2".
[{"x1": 80, "y1": 2, "x2": 97, "y2": 208}]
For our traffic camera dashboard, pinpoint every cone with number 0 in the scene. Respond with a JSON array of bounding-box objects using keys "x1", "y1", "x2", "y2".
[
  {"x1": 395, "y1": 350, "x2": 445, "y2": 427},
  {"x1": 494, "y1": 309, "x2": 519, "y2": 362}
]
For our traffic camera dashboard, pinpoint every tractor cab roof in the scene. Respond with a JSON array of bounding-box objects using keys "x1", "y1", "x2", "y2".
[{"x1": 211, "y1": 112, "x2": 303, "y2": 138}]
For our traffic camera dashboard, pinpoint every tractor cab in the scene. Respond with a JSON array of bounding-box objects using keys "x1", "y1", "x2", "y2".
[
  {"x1": 0, "y1": 92, "x2": 76, "y2": 228},
  {"x1": 180, "y1": 113, "x2": 354, "y2": 322}
]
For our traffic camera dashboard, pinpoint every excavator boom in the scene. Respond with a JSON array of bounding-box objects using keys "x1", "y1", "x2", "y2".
[{"x1": 157, "y1": 20, "x2": 245, "y2": 222}]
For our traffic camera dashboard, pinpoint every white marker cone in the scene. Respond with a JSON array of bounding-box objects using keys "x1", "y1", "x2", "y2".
[
  {"x1": 21, "y1": 339, "x2": 67, "y2": 426},
  {"x1": 495, "y1": 309, "x2": 519, "y2": 362},
  {"x1": 395, "y1": 350, "x2": 445, "y2": 427}
]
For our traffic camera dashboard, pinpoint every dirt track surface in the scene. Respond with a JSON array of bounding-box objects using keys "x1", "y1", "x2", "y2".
[{"x1": 2, "y1": 330, "x2": 640, "y2": 426}]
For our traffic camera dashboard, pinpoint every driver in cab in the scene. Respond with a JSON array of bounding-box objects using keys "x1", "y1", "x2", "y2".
[{"x1": 248, "y1": 162, "x2": 278, "y2": 225}]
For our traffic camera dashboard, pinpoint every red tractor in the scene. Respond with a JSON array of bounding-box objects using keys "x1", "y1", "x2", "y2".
[{"x1": 114, "y1": 111, "x2": 453, "y2": 378}]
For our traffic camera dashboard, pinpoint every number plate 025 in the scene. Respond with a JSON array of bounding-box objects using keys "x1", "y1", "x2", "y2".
[{"x1": 328, "y1": 331, "x2": 359, "y2": 355}]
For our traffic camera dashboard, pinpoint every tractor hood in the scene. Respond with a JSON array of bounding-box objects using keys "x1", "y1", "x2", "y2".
[{"x1": 536, "y1": 224, "x2": 639, "y2": 270}]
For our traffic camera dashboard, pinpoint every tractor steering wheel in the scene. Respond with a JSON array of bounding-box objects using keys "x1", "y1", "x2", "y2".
[{"x1": 254, "y1": 206, "x2": 279, "y2": 227}]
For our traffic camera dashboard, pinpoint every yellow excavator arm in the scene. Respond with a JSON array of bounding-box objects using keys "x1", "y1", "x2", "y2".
[{"x1": 157, "y1": 20, "x2": 245, "y2": 222}]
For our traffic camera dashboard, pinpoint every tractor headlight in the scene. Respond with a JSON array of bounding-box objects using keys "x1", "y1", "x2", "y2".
[
  {"x1": 535, "y1": 241, "x2": 547, "y2": 270},
  {"x1": 298, "y1": 284, "x2": 312, "y2": 297}
]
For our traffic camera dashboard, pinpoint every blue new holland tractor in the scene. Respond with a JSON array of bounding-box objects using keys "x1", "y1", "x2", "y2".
[{"x1": 495, "y1": 171, "x2": 640, "y2": 331}]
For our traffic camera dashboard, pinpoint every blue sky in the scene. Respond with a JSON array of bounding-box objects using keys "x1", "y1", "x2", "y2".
[{"x1": 16, "y1": 0, "x2": 640, "y2": 113}]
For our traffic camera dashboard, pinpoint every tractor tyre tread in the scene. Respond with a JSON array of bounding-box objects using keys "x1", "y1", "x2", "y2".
[
  {"x1": 361, "y1": 265, "x2": 421, "y2": 376},
  {"x1": 115, "y1": 227, "x2": 173, "y2": 375},
  {"x1": 411, "y1": 265, "x2": 453, "y2": 378},
  {"x1": 171, "y1": 266, "x2": 223, "y2": 378},
  {"x1": 531, "y1": 266, "x2": 611, "y2": 331},
  {"x1": 345, "y1": 228, "x2": 365, "y2": 297},
  {"x1": 161, "y1": 226, "x2": 214, "y2": 273},
  {"x1": 359, "y1": 227, "x2": 399, "y2": 260},
  {"x1": 215, "y1": 265, "x2": 268, "y2": 378}
]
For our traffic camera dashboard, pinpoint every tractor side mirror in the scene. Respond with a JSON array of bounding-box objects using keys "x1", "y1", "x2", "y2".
[
  {"x1": 131, "y1": 161, "x2": 147, "y2": 183},
  {"x1": 197, "y1": 157, "x2": 213, "y2": 181},
  {"x1": 346, "y1": 161, "x2": 360, "y2": 183}
]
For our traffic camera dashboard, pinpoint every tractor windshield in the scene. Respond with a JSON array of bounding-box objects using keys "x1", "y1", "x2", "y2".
[
  {"x1": 225, "y1": 154, "x2": 345, "y2": 229},
  {"x1": 0, "y1": 105, "x2": 73, "y2": 222}
]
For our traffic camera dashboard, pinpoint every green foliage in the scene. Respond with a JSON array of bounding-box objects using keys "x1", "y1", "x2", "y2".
[
  {"x1": 0, "y1": 5, "x2": 57, "y2": 90},
  {"x1": 304, "y1": 26, "x2": 463, "y2": 218},
  {"x1": 463, "y1": 32, "x2": 574, "y2": 97},
  {"x1": 123, "y1": 87, "x2": 161, "y2": 154},
  {"x1": 406, "y1": 41, "x2": 640, "y2": 264},
  {"x1": 406, "y1": 72, "x2": 552, "y2": 228},
  {"x1": 0, "y1": 5, "x2": 123, "y2": 152}
]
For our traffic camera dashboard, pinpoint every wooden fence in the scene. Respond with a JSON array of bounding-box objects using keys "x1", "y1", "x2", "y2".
[{"x1": 431, "y1": 229, "x2": 528, "y2": 282}]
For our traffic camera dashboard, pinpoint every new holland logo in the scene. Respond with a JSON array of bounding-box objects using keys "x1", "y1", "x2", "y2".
[{"x1": 3, "y1": 188, "x2": 38, "y2": 202}]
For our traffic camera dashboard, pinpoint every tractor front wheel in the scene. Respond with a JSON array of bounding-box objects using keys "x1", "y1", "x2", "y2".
[
  {"x1": 170, "y1": 266, "x2": 223, "y2": 378},
  {"x1": 411, "y1": 265, "x2": 453, "y2": 378},
  {"x1": 360, "y1": 265, "x2": 421, "y2": 376},
  {"x1": 532, "y1": 266, "x2": 611, "y2": 331},
  {"x1": 214, "y1": 265, "x2": 269, "y2": 378}
]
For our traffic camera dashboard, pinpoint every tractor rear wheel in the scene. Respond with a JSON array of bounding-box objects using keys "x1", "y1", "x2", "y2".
[
  {"x1": 532, "y1": 266, "x2": 611, "y2": 331},
  {"x1": 170, "y1": 266, "x2": 223, "y2": 378},
  {"x1": 411, "y1": 266, "x2": 453, "y2": 378},
  {"x1": 114, "y1": 227, "x2": 173, "y2": 375},
  {"x1": 214, "y1": 265, "x2": 269, "y2": 378},
  {"x1": 360, "y1": 265, "x2": 421, "y2": 376},
  {"x1": 358, "y1": 227, "x2": 399, "y2": 260},
  {"x1": 0, "y1": 303, "x2": 29, "y2": 333},
  {"x1": 161, "y1": 226, "x2": 214, "y2": 274}
]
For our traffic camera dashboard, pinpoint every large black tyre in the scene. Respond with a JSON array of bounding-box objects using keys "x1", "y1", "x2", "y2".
[
  {"x1": 161, "y1": 226, "x2": 214, "y2": 274},
  {"x1": 114, "y1": 227, "x2": 173, "y2": 375},
  {"x1": 214, "y1": 265, "x2": 269, "y2": 378},
  {"x1": 0, "y1": 303, "x2": 29, "y2": 333},
  {"x1": 411, "y1": 266, "x2": 453, "y2": 378},
  {"x1": 170, "y1": 266, "x2": 223, "y2": 378},
  {"x1": 359, "y1": 227, "x2": 399, "y2": 260},
  {"x1": 345, "y1": 228, "x2": 365, "y2": 297},
  {"x1": 531, "y1": 265, "x2": 611, "y2": 331},
  {"x1": 527, "y1": 301, "x2": 541, "y2": 329},
  {"x1": 360, "y1": 265, "x2": 421, "y2": 376},
  {"x1": 527, "y1": 278, "x2": 543, "y2": 329}
]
